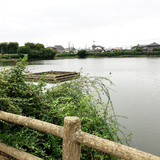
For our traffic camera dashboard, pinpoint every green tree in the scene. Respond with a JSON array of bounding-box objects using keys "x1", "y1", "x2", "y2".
[
  {"x1": 77, "y1": 49, "x2": 87, "y2": 58},
  {"x1": 92, "y1": 44, "x2": 96, "y2": 49},
  {"x1": 17, "y1": 46, "x2": 31, "y2": 57},
  {"x1": 40, "y1": 48, "x2": 56, "y2": 58},
  {"x1": 35, "y1": 43, "x2": 45, "y2": 51},
  {"x1": 27, "y1": 48, "x2": 56, "y2": 59},
  {"x1": 135, "y1": 46, "x2": 142, "y2": 52},
  {"x1": 0, "y1": 42, "x2": 8, "y2": 54},
  {"x1": 25, "y1": 42, "x2": 36, "y2": 50},
  {"x1": 8, "y1": 42, "x2": 19, "y2": 54}
]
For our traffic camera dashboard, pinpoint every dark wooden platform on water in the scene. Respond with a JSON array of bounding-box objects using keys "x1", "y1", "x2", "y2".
[{"x1": 25, "y1": 71, "x2": 80, "y2": 83}]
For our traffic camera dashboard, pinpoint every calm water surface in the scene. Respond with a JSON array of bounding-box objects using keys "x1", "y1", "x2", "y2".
[{"x1": 1, "y1": 57, "x2": 160, "y2": 156}]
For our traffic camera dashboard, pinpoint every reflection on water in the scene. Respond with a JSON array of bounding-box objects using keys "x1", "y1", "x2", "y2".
[
  {"x1": 0, "y1": 57, "x2": 160, "y2": 156},
  {"x1": 0, "y1": 61, "x2": 15, "y2": 67}
]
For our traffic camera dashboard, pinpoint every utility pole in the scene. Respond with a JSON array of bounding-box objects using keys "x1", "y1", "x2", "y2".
[
  {"x1": 92, "y1": 41, "x2": 96, "y2": 50},
  {"x1": 68, "y1": 42, "x2": 70, "y2": 53}
]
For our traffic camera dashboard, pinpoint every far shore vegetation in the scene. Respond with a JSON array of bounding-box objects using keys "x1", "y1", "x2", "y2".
[
  {"x1": 1, "y1": 42, "x2": 160, "y2": 61},
  {"x1": 1, "y1": 51, "x2": 160, "y2": 61}
]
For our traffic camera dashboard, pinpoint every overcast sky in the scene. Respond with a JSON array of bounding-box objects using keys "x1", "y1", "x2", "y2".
[{"x1": 1, "y1": 0, "x2": 160, "y2": 49}]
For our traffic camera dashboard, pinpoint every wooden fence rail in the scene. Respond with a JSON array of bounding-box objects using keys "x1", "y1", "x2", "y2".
[{"x1": 0, "y1": 111, "x2": 159, "y2": 160}]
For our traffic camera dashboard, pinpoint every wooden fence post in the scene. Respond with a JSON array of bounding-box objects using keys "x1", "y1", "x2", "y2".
[{"x1": 62, "y1": 116, "x2": 81, "y2": 160}]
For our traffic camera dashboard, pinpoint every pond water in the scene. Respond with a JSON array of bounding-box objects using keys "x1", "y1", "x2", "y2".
[{"x1": 1, "y1": 57, "x2": 160, "y2": 156}]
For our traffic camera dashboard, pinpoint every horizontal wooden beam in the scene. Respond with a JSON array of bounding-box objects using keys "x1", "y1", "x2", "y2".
[
  {"x1": 0, "y1": 111, "x2": 63, "y2": 138},
  {"x1": 1, "y1": 112, "x2": 160, "y2": 160},
  {"x1": 0, "y1": 142, "x2": 43, "y2": 160},
  {"x1": 75, "y1": 130, "x2": 160, "y2": 160}
]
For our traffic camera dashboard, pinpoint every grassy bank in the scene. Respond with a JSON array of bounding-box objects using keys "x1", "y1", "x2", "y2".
[{"x1": 0, "y1": 54, "x2": 23, "y2": 61}]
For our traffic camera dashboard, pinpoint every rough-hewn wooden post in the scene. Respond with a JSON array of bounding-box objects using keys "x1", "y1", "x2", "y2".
[{"x1": 62, "y1": 117, "x2": 81, "y2": 160}]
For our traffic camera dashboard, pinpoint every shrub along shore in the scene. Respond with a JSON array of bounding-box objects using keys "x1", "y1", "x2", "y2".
[
  {"x1": 1, "y1": 50, "x2": 160, "y2": 61},
  {"x1": 0, "y1": 56, "x2": 133, "y2": 159}
]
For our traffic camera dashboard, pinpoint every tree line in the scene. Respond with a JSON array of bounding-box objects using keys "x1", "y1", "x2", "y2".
[
  {"x1": 0, "y1": 42, "x2": 19, "y2": 54},
  {"x1": 0, "y1": 42, "x2": 56, "y2": 59}
]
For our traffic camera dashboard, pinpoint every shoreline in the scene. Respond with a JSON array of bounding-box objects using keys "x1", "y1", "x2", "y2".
[{"x1": 0, "y1": 54, "x2": 160, "y2": 61}]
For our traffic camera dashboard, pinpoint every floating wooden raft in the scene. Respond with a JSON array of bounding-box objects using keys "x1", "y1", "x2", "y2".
[{"x1": 25, "y1": 71, "x2": 80, "y2": 83}]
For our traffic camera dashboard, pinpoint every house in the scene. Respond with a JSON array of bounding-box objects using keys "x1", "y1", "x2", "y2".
[
  {"x1": 104, "y1": 48, "x2": 112, "y2": 52},
  {"x1": 65, "y1": 47, "x2": 77, "y2": 53},
  {"x1": 92, "y1": 45, "x2": 105, "y2": 53},
  {"x1": 48, "y1": 45, "x2": 65, "y2": 54},
  {"x1": 136, "y1": 42, "x2": 160, "y2": 51},
  {"x1": 146, "y1": 42, "x2": 160, "y2": 51},
  {"x1": 111, "y1": 47, "x2": 122, "y2": 52},
  {"x1": 54, "y1": 45, "x2": 65, "y2": 53}
]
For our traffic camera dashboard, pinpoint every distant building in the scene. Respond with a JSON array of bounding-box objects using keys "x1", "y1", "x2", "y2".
[
  {"x1": 94, "y1": 45, "x2": 105, "y2": 53},
  {"x1": 88, "y1": 45, "x2": 105, "y2": 53},
  {"x1": 111, "y1": 47, "x2": 122, "y2": 52},
  {"x1": 104, "y1": 48, "x2": 112, "y2": 52},
  {"x1": 48, "y1": 45, "x2": 65, "y2": 54},
  {"x1": 136, "y1": 42, "x2": 160, "y2": 51},
  {"x1": 65, "y1": 47, "x2": 77, "y2": 53}
]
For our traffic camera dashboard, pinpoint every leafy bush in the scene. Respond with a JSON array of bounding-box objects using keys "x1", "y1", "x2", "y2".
[
  {"x1": 27, "y1": 50, "x2": 41, "y2": 59},
  {"x1": 153, "y1": 48, "x2": 160, "y2": 51},
  {"x1": 0, "y1": 54, "x2": 22, "y2": 59},
  {"x1": 135, "y1": 47, "x2": 142, "y2": 52},
  {"x1": 41, "y1": 48, "x2": 56, "y2": 58},
  {"x1": 77, "y1": 50, "x2": 87, "y2": 58},
  {"x1": 27, "y1": 48, "x2": 56, "y2": 59},
  {"x1": 17, "y1": 46, "x2": 31, "y2": 57},
  {"x1": 0, "y1": 56, "x2": 132, "y2": 159}
]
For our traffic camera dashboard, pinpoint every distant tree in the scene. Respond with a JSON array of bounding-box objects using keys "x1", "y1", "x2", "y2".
[
  {"x1": 41, "y1": 48, "x2": 56, "y2": 58},
  {"x1": 131, "y1": 46, "x2": 137, "y2": 50},
  {"x1": 28, "y1": 48, "x2": 56, "y2": 59},
  {"x1": 92, "y1": 45, "x2": 96, "y2": 50},
  {"x1": 135, "y1": 46, "x2": 142, "y2": 52},
  {"x1": 17, "y1": 46, "x2": 31, "y2": 57},
  {"x1": 25, "y1": 42, "x2": 36, "y2": 50},
  {"x1": 8, "y1": 42, "x2": 19, "y2": 54},
  {"x1": 0, "y1": 42, "x2": 8, "y2": 54},
  {"x1": 77, "y1": 50, "x2": 87, "y2": 58},
  {"x1": 35, "y1": 43, "x2": 45, "y2": 51}
]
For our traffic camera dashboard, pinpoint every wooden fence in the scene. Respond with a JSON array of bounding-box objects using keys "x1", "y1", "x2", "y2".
[{"x1": 0, "y1": 111, "x2": 159, "y2": 160}]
